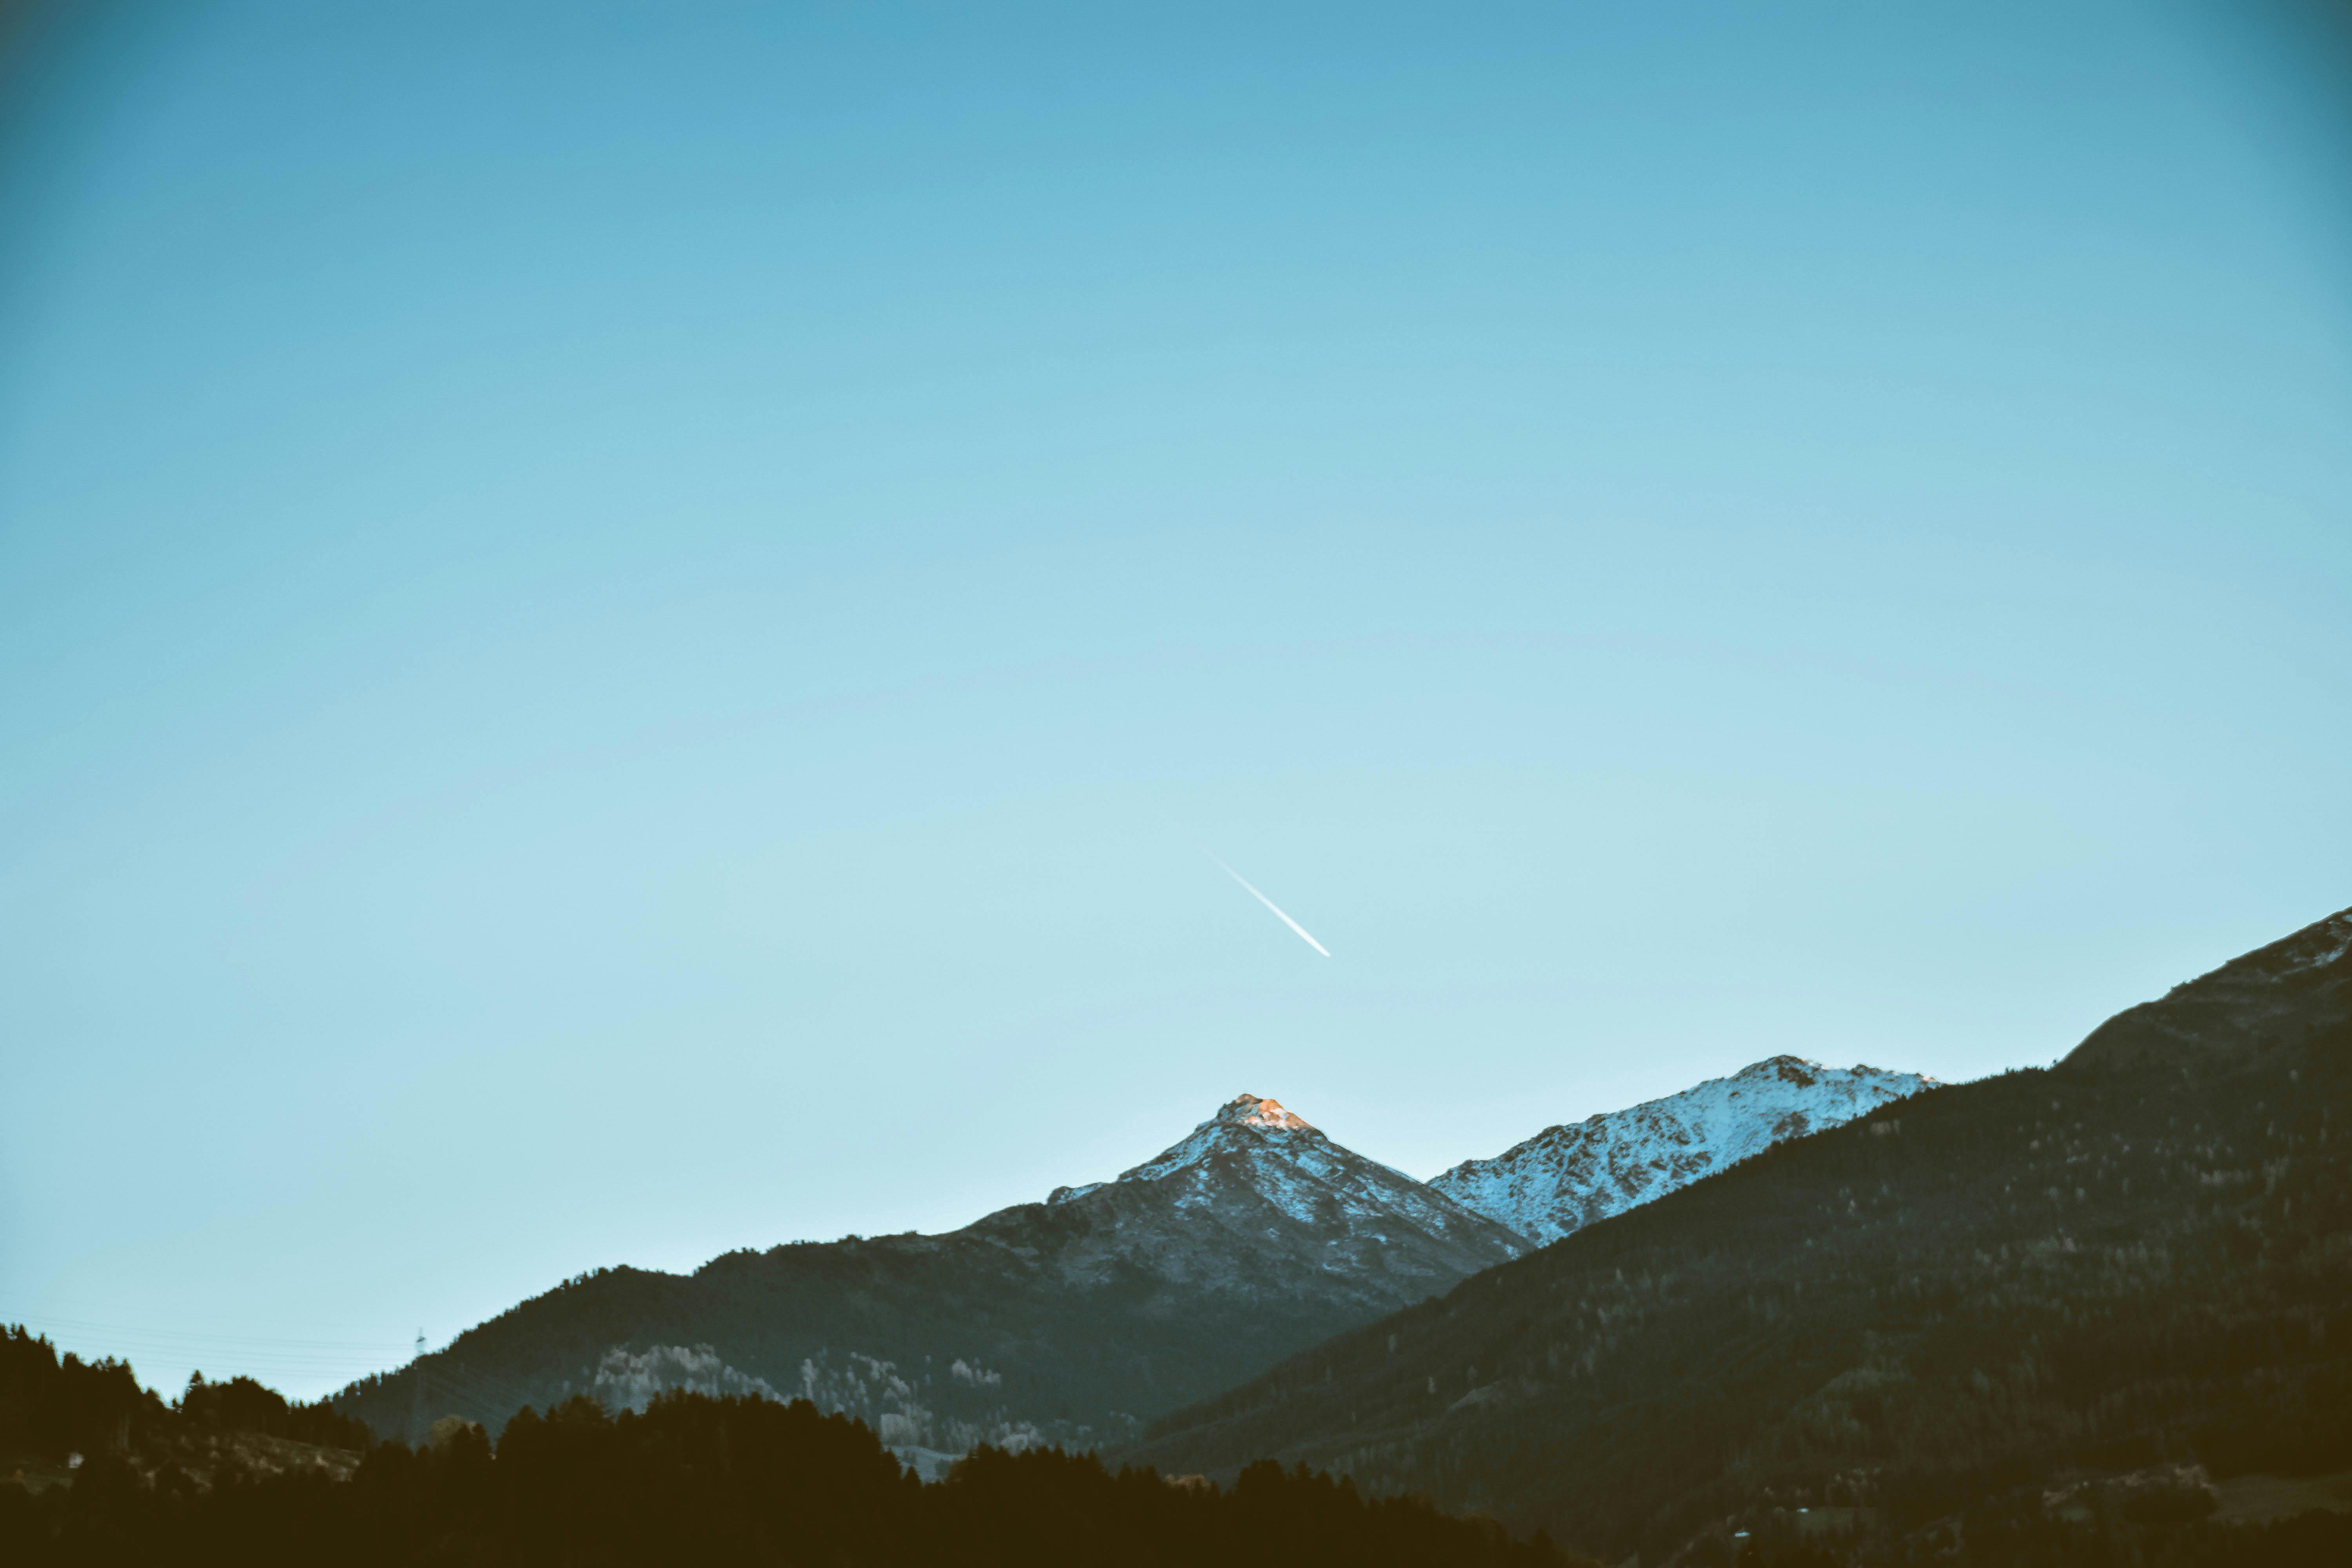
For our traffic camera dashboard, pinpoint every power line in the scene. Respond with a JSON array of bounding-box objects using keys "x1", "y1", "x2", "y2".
[
  {"x1": 5, "y1": 1311, "x2": 414, "y2": 1395},
  {"x1": 425, "y1": 1363, "x2": 541, "y2": 1411},
  {"x1": 11, "y1": 1310, "x2": 576, "y2": 1426}
]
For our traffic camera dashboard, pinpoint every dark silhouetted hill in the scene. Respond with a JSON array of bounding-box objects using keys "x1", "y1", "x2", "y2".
[{"x1": 2067, "y1": 907, "x2": 2351, "y2": 1071}]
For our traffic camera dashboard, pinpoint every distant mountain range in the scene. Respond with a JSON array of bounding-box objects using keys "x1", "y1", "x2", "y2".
[
  {"x1": 333, "y1": 1092, "x2": 1523, "y2": 1466},
  {"x1": 1122, "y1": 904, "x2": 2352, "y2": 1564},
  {"x1": 333, "y1": 1059, "x2": 1929, "y2": 1467}
]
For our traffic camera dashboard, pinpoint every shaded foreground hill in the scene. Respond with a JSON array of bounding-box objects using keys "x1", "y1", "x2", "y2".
[
  {"x1": 333, "y1": 1095, "x2": 1521, "y2": 1457},
  {"x1": 1125, "y1": 906, "x2": 2352, "y2": 1564},
  {"x1": 2, "y1": 1382, "x2": 1586, "y2": 1568}
]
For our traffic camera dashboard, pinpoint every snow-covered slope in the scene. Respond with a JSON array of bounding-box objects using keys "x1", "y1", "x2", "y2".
[{"x1": 1429, "y1": 1056, "x2": 1935, "y2": 1245}]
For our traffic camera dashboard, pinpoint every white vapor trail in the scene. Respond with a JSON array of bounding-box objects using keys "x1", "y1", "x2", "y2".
[{"x1": 1211, "y1": 858, "x2": 1333, "y2": 957}]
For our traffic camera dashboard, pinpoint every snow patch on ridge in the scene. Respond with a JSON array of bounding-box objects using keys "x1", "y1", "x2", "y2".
[{"x1": 2283, "y1": 913, "x2": 2352, "y2": 974}]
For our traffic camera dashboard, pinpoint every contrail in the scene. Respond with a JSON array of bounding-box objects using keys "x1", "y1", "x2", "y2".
[{"x1": 1211, "y1": 857, "x2": 1333, "y2": 957}]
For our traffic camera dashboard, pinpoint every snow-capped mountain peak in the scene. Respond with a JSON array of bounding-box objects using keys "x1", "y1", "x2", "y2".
[
  {"x1": 1054, "y1": 1093, "x2": 1526, "y2": 1263},
  {"x1": 1429, "y1": 1054, "x2": 1936, "y2": 1245}
]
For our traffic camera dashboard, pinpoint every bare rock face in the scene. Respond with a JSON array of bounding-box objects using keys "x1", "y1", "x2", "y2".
[
  {"x1": 1428, "y1": 1057, "x2": 1935, "y2": 1245},
  {"x1": 2066, "y1": 906, "x2": 2352, "y2": 1071}
]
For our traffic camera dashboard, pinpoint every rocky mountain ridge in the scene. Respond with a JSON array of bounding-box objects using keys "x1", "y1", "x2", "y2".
[{"x1": 1430, "y1": 1056, "x2": 1935, "y2": 1244}]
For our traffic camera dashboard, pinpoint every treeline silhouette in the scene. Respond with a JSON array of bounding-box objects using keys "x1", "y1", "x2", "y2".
[
  {"x1": 4, "y1": 1364, "x2": 1586, "y2": 1567},
  {"x1": 1, "y1": 1327, "x2": 369, "y2": 1460}
]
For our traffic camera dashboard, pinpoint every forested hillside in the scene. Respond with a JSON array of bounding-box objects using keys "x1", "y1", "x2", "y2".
[{"x1": 1127, "y1": 908, "x2": 2352, "y2": 1564}]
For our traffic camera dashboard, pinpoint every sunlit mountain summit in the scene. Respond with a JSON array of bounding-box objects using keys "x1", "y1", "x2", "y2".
[{"x1": 1063, "y1": 1093, "x2": 1514, "y2": 1267}]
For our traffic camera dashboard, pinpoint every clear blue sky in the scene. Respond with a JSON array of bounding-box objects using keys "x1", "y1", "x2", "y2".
[{"x1": 3, "y1": 1, "x2": 2348, "y2": 1398}]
